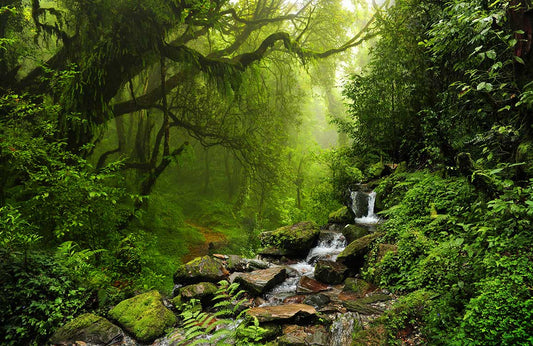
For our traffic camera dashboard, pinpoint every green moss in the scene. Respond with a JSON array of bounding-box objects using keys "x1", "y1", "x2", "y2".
[
  {"x1": 173, "y1": 255, "x2": 226, "y2": 285},
  {"x1": 49, "y1": 313, "x2": 123, "y2": 345},
  {"x1": 343, "y1": 278, "x2": 372, "y2": 296},
  {"x1": 109, "y1": 291, "x2": 177, "y2": 343},
  {"x1": 260, "y1": 222, "x2": 320, "y2": 255},
  {"x1": 328, "y1": 206, "x2": 354, "y2": 224}
]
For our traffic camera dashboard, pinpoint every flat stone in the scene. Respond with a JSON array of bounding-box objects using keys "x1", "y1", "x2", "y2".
[
  {"x1": 234, "y1": 266, "x2": 287, "y2": 296},
  {"x1": 296, "y1": 276, "x2": 330, "y2": 294},
  {"x1": 303, "y1": 294, "x2": 331, "y2": 309},
  {"x1": 245, "y1": 304, "x2": 317, "y2": 323},
  {"x1": 342, "y1": 300, "x2": 382, "y2": 315},
  {"x1": 50, "y1": 313, "x2": 123, "y2": 345}
]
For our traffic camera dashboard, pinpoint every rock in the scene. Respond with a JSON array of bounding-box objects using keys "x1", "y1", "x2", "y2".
[
  {"x1": 225, "y1": 255, "x2": 247, "y2": 272},
  {"x1": 247, "y1": 258, "x2": 270, "y2": 270},
  {"x1": 377, "y1": 243, "x2": 398, "y2": 262},
  {"x1": 358, "y1": 293, "x2": 392, "y2": 304},
  {"x1": 328, "y1": 206, "x2": 354, "y2": 224},
  {"x1": 245, "y1": 304, "x2": 317, "y2": 323},
  {"x1": 283, "y1": 295, "x2": 307, "y2": 304},
  {"x1": 342, "y1": 224, "x2": 370, "y2": 243},
  {"x1": 173, "y1": 255, "x2": 228, "y2": 285},
  {"x1": 172, "y1": 282, "x2": 218, "y2": 307},
  {"x1": 352, "y1": 323, "x2": 387, "y2": 346},
  {"x1": 276, "y1": 325, "x2": 329, "y2": 346},
  {"x1": 260, "y1": 222, "x2": 320, "y2": 257},
  {"x1": 303, "y1": 294, "x2": 331, "y2": 310},
  {"x1": 259, "y1": 246, "x2": 291, "y2": 257},
  {"x1": 233, "y1": 267, "x2": 287, "y2": 296},
  {"x1": 109, "y1": 291, "x2": 177, "y2": 343},
  {"x1": 342, "y1": 300, "x2": 382, "y2": 315},
  {"x1": 336, "y1": 233, "x2": 382, "y2": 270},
  {"x1": 314, "y1": 260, "x2": 348, "y2": 285},
  {"x1": 50, "y1": 313, "x2": 123, "y2": 345},
  {"x1": 296, "y1": 276, "x2": 330, "y2": 294},
  {"x1": 343, "y1": 278, "x2": 372, "y2": 296}
]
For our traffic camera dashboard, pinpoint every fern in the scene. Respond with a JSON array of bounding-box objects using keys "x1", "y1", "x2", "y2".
[{"x1": 174, "y1": 280, "x2": 267, "y2": 345}]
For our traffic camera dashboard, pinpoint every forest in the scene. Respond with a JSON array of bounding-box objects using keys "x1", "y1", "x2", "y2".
[{"x1": 1, "y1": 0, "x2": 532, "y2": 345}]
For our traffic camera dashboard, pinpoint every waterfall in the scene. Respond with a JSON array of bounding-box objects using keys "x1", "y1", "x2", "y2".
[{"x1": 351, "y1": 190, "x2": 380, "y2": 225}]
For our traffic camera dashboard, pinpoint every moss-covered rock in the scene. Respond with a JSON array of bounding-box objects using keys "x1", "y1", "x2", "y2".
[
  {"x1": 342, "y1": 224, "x2": 370, "y2": 243},
  {"x1": 50, "y1": 313, "x2": 123, "y2": 345},
  {"x1": 342, "y1": 300, "x2": 382, "y2": 315},
  {"x1": 260, "y1": 222, "x2": 320, "y2": 257},
  {"x1": 343, "y1": 278, "x2": 372, "y2": 296},
  {"x1": 172, "y1": 282, "x2": 218, "y2": 308},
  {"x1": 336, "y1": 232, "x2": 382, "y2": 270},
  {"x1": 109, "y1": 291, "x2": 177, "y2": 343},
  {"x1": 328, "y1": 206, "x2": 354, "y2": 224},
  {"x1": 173, "y1": 255, "x2": 228, "y2": 285}
]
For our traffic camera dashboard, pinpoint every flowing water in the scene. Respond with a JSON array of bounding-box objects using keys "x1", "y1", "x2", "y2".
[{"x1": 350, "y1": 190, "x2": 380, "y2": 225}]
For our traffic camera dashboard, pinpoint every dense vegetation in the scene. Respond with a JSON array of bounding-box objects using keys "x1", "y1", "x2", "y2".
[{"x1": 1, "y1": 0, "x2": 533, "y2": 344}]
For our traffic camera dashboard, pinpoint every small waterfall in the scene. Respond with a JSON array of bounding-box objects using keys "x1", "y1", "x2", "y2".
[{"x1": 351, "y1": 190, "x2": 380, "y2": 225}]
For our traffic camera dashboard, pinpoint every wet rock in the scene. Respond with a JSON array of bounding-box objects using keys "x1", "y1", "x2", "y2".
[
  {"x1": 108, "y1": 291, "x2": 177, "y2": 343},
  {"x1": 283, "y1": 295, "x2": 307, "y2": 304},
  {"x1": 245, "y1": 304, "x2": 317, "y2": 323},
  {"x1": 234, "y1": 266, "x2": 287, "y2": 296},
  {"x1": 260, "y1": 222, "x2": 320, "y2": 257},
  {"x1": 336, "y1": 232, "x2": 382, "y2": 270},
  {"x1": 342, "y1": 224, "x2": 370, "y2": 243},
  {"x1": 314, "y1": 260, "x2": 348, "y2": 285},
  {"x1": 276, "y1": 325, "x2": 329, "y2": 346},
  {"x1": 50, "y1": 313, "x2": 123, "y2": 345},
  {"x1": 296, "y1": 276, "x2": 330, "y2": 294},
  {"x1": 173, "y1": 255, "x2": 228, "y2": 285},
  {"x1": 328, "y1": 206, "x2": 354, "y2": 224},
  {"x1": 343, "y1": 278, "x2": 372, "y2": 296},
  {"x1": 303, "y1": 294, "x2": 331, "y2": 310}
]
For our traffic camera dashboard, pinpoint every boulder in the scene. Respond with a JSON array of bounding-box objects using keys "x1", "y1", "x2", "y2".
[
  {"x1": 328, "y1": 206, "x2": 354, "y2": 224},
  {"x1": 225, "y1": 255, "x2": 247, "y2": 272},
  {"x1": 343, "y1": 278, "x2": 372, "y2": 296},
  {"x1": 109, "y1": 291, "x2": 177, "y2": 343},
  {"x1": 336, "y1": 233, "x2": 382, "y2": 270},
  {"x1": 233, "y1": 267, "x2": 287, "y2": 296},
  {"x1": 342, "y1": 224, "x2": 370, "y2": 243},
  {"x1": 173, "y1": 255, "x2": 228, "y2": 285},
  {"x1": 50, "y1": 313, "x2": 123, "y2": 345},
  {"x1": 276, "y1": 325, "x2": 329, "y2": 346},
  {"x1": 314, "y1": 260, "x2": 348, "y2": 285},
  {"x1": 296, "y1": 276, "x2": 330, "y2": 294},
  {"x1": 260, "y1": 222, "x2": 320, "y2": 257},
  {"x1": 245, "y1": 304, "x2": 317, "y2": 323},
  {"x1": 303, "y1": 294, "x2": 331, "y2": 310}
]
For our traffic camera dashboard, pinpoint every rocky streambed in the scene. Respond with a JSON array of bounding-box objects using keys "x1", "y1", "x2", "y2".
[{"x1": 50, "y1": 193, "x2": 400, "y2": 345}]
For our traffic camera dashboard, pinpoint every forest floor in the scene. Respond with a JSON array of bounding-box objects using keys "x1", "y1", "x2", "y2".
[{"x1": 181, "y1": 221, "x2": 228, "y2": 263}]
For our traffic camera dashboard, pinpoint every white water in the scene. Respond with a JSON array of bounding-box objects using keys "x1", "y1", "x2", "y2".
[{"x1": 352, "y1": 190, "x2": 380, "y2": 225}]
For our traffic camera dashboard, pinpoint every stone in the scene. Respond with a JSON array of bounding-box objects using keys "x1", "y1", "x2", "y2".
[
  {"x1": 358, "y1": 293, "x2": 392, "y2": 304},
  {"x1": 276, "y1": 325, "x2": 329, "y2": 346},
  {"x1": 259, "y1": 246, "x2": 291, "y2": 257},
  {"x1": 245, "y1": 304, "x2": 317, "y2": 323},
  {"x1": 328, "y1": 206, "x2": 354, "y2": 224},
  {"x1": 172, "y1": 282, "x2": 218, "y2": 308},
  {"x1": 109, "y1": 291, "x2": 177, "y2": 343},
  {"x1": 247, "y1": 258, "x2": 270, "y2": 270},
  {"x1": 50, "y1": 313, "x2": 123, "y2": 345},
  {"x1": 342, "y1": 224, "x2": 370, "y2": 243},
  {"x1": 283, "y1": 295, "x2": 307, "y2": 304},
  {"x1": 303, "y1": 294, "x2": 331, "y2": 310},
  {"x1": 225, "y1": 254, "x2": 247, "y2": 272},
  {"x1": 173, "y1": 255, "x2": 228, "y2": 285},
  {"x1": 296, "y1": 276, "x2": 330, "y2": 294},
  {"x1": 336, "y1": 232, "x2": 382, "y2": 270},
  {"x1": 260, "y1": 221, "x2": 320, "y2": 257},
  {"x1": 342, "y1": 300, "x2": 382, "y2": 315},
  {"x1": 233, "y1": 266, "x2": 287, "y2": 296},
  {"x1": 314, "y1": 260, "x2": 348, "y2": 285},
  {"x1": 343, "y1": 278, "x2": 372, "y2": 296}
]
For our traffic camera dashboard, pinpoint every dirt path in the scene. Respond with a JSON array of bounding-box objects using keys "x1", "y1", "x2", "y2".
[{"x1": 181, "y1": 221, "x2": 228, "y2": 263}]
